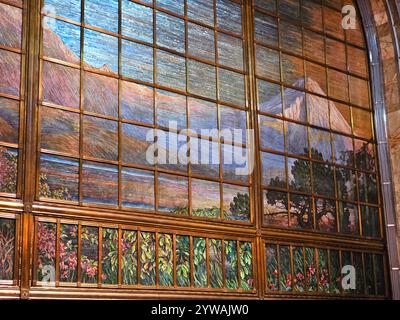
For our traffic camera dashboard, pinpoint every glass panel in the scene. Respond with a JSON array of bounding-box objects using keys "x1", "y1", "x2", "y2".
[
  {"x1": 0, "y1": 218, "x2": 15, "y2": 281},
  {"x1": 42, "y1": 61, "x2": 79, "y2": 108},
  {"x1": 339, "y1": 202, "x2": 359, "y2": 235},
  {"x1": 188, "y1": 60, "x2": 216, "y2": 99},
  {"x1": 122, "y1": 168, "x2": 154, "y2": 210},
  {"x1": 225, "y1": 240, "x2": 238, "y2": 289},
  {"x1": 39, "y1": 154, "x2": 79, "y2": 201},
  {"x1": 193, "y1": 237, "x2": 207, "y2": 288},
  {"x1": 187, "y1": 0, "x2": 214, "y2": 26},
  {"x1": 121, "y1": 0, "x2": 153, "y2": 43},
  {"x1": 156, "y1": 130, "x2": 188, "y2": 172},
  {"x1": 254, "y1": 0, "x2": 276, "y2": 12},
  {"x1": 353, "y1": 108, "x2": 372, "y2": 140},
  {"x1": 85, "y1": 0, "x2": 118, "y2": 33},
  {"x1": 290, "y1": 194, "x2": 312, "y2": 229},
  {"x1": 306, "y1": 63, "x2": 327, "y2": 96},
  {"x1": 336, "y1": 167, "x2": 357, "y2": 201},
  {"x1": 121, "y1": 40, "x2": 153, "y2": 83},
  {"x1": 358, "y1": 172, "x2": 378, "y2": 204},
  {"x1": 82, "y1": 161, "x2": 118, "y2": 206},
  {"x1": 326, "y1": 38, "x2": 346, "y2": 71},
  {"x1": 188, "y1": 23, "x2": 215, "y2": 62},
  {"x1": 218, "y1": 32, "x2": 243, "y2": 70},
  {"x1": 257, "y1": 80, "x2": 282, "y2": 115},
  {"x1": 329, "y1": 250, "x2": 341, "y2": 294},
  {"x1": 218, "y1": 69, "x2": 245, "y2": 106},
  {"x1": 293, "y1": 247, "x2": 305, "y2": 292},
  {"x1": 40, "y1": 107, "x2": 80, "y2": 155},
  {"x1": 254, "y1": 11, "x2": 278, "y2": 47},
  {"x1": 156, "y1": 12, "x2": 185, "y2": 53},
  {"x1": 279, "y1": 246, "x2": 292, "y2": 291},
  {"x1": 158, "y1": 174, "x2": 189, "y2": 215},
  {"x1": 328, "y1": 69, "x2": 348, "y2": 102},
  {"x1": 305, "y1": 247, "x2": 317, "y2": 292},
  {"x1": 101, "y1": 228, "x2": 118, "y2": 285},
  {"x1": 223, "y1": 184, "x2": 250, "y2": 222},
  {"x1": 333, "y1": 134, "x2": 354, "y2": 166},
  {"x1": 140, "y1": 232, "x2": 156, "y2": 286},
  {"x1": 84, "y1": 29, "x2": 118, "y2": 73},
  {"x1": 316, "y1": 198, "x2": 337, "y2": 233},
  {"x1": 43, "y1": 0, "x2": 81, "y2": 22},
  {"x1": 282, "y1": 54, "x2": 304, "y2": 88},
  {"x1": 279, "y1": 0, "x2": 300, "y2": 20},
  {"x1": 331, "y1": 101, "x2": 352, "y2": 134},
  {"x1": 310, "y1": 128, "x2": 332, "y2": 162},
  {"x1": 285, "y1": 122, "x2": 308, "y2": 156},
  {"x1": 80, "y1": 226, "x2": 99, "y2": 284},
  {"x1": 264, "y1": 190, "x2": 289, "y2": 227},
  {"x1": 317, "y1": 249, "x2": 329, "y2": 292},
  {"x1": 220, "y1": 106, "x2": 247, "y2": 142},
  {"x1": 122, "y1": 123, "x2": 154, "y2": 167},
  {"x1": 349, "y1": 76, "x2": 370, "y2": 108},
  {"x1": 324, "y1": 6, "x2": 344, "y2": 40},
  {"x1": 188, "y1": 98, "x2": 218, "y2": 137},
  {"x1": 156, "y1": 50, "x2": 186, "y2": 91},
  {"x1": 353, "y1": 252, "x2": 364, "y2": 295},
  {"x1": 303, "y1": 30, "x2": 324, "y2": 64},
  {"x1": 157, "y1": 0, "x2": 184, "y2": 15},
  {"x1": 284, "y1": 88, "x2": 306, "y2": 122},
  {"x1": 0, "y1": 147, "x2": 17, "y2": 194},
  {"x1": 312, "y1": 163, "x2": 334, "y2": 197},
  {"x1": 355, "y1": 140, "x2": 375, "y2": 172},
  {"x1": 361, "y1": 206, "x2": 380, "y2": 238},
  {"x1": 209, "y1": 239, "x2": 223, "y2": 288},
  {"x1": 341, "y1": 250, "x2": 351, "y2": 295},
  {"x1": 256, "y1": 46, "x2": 280, "y2": 81},
  {"x1": 0, "y1": 97, "x2": 19, "y2": 145},
  {"x1": 262, "y1": 152, "x2": 286, "y2": 187},
  {"x1": 374, "y1": 254, "x2": 385, "y2": 296},
  {"x1": 190, "y1": 138, "x2": 219, "y2": 178},
  {"x1": 240, "y1": 242, "x2": 253, "y2": 290},
  {"x1": 191, "y1": 179, "x2": 220, "y2": 219},
  {"x1": 280, "y1": 21, "x2": 302, "y2": 55},
  {"x1": 364, "y1": 253, "x2": 375, "y2": 295},
  {"x1": 121, "y1": 81, "x2": 154, "y2": 124},
  {"x1": 216, "y1": 0, "x2": 242, "y2": 35},
  {"x1": 158, "y1": 233, "x2": 173, "y2": 287},
  {"x1": 259, "y1": 115, "x2": 284, "y2": 152},
  {"x1": 59, "y1": 224, "x2": 78, "y2": 283},
  {"x1": 156, "y1": 90, "x2": 186, "y2": 129},
  {"x1": 43, "y1": 18, "x2": 80, "y2": 64},
  {"x1": 266, "y1": 244, "x2": 278, "y2": 291},
  {"x1": 37, "y1": 222, "x2": 56, "y2": 282},
  {"x1": 288, "y1": 157, "x2": 311, "y2": 193},
  {"x1": 121, "y1": 230, "x2": 138, "y2": 285},
  {"x1": 83, "y1": 116, "x2": 118, "y2": 161},
  {"x1": 347, "y1": 45, "x2": 368, "y2": 77},
  {"x1": 222, "y1": 145, "x2": 249, "y2": 183},
  {"x1": 176, "y1": 235, "x2": 190, "y2": 287},
  {"x1": 84, "y1": 72, "x2": 118, "y2": 117},
  {"x1": 302, "y1": 0, "x2": 323, "y2": 31}
]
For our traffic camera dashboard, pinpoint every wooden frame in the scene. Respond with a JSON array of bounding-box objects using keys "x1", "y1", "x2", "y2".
[{"x1": 0, "y1": 0, "x2": 395, "y2": 299}]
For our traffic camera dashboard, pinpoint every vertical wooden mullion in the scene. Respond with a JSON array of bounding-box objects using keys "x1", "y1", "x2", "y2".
[
  {"x1": 221, "y1": 238, "x2": 226, "y2": 289},
  {"x1": 118, "y1": 227, "x2": 122, "y2": 287},
  {"x1": 77, "y1": 223, "x2": 82, "y2": 287},
  {"x1": 206, "y1": 237, "x2": 210, "y2": 288},
  {"x1": 173, "y1": 233, "x2": 177, "y2": 288},
  {"x1": 98, "y1": 226, "x2": 102, "y2": 287},
  {"x1": 55, "y1": 220, "x2": 60, "y2": 287},
  {"x1": 137, "y1": 230, "x2": 141, "y2": 288},
  {"x1": 20, "y1": 0, "x2": 41, "y2": 299},
  {"x1": 236, "y1": 240, "x2": 241, "y2": 290}
]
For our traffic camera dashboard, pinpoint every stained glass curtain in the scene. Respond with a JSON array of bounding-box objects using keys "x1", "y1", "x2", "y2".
[{"x1": 0, "y1": 0, "x2": 390, "y2": 298}]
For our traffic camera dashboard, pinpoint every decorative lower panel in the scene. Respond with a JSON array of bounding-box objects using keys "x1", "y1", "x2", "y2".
[{"x1": 33, "y1": 217, "x2": 256, "y2": 296}]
